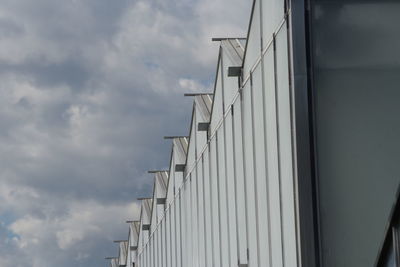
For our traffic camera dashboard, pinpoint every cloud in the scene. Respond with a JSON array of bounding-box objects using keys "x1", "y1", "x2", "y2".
[
  {"x1": 9, "y1": 200, "x2": 140, "y2": 251},
  {"x1": 0, "y1": 0, "x2": 251, "y2": 266},
  {"x1": 3, "y1": 189, "x2": 140, "y2": 266},
  {"x1": 179, "y1": 78, "x2": 209, "y2": 92}
]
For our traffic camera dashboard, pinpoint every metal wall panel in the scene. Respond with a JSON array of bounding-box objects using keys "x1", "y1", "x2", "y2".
[
  {"x1": 252, "y1": 64, "x2": 271, "y2": 266},
  {"x1": 152, "y1": 237, "x2": 156, "y2": 267},
  {"x1": 276, "y1": 24, "x2": 297, "y2": 267},
  {"x1": 191, "y1": 169, "x2": 199, "y2": 267},
  {"x1": 195, "y1": 95, "x2": 211, "y2": 160},
  {"x1": 147, "y1": 237, "x2": 151, "y2": 267},
  {"x1": 161, "y1": 220, "x2": 166, "y2": 267},
  {"x1": 132, "y1": 250, "x2": 137, "y2": 266},
  {"x1": 157, "y1": 204, "x2": 163, "y2": 225},
  {"x1": 170, "y1": 202, "x2": 176, "y2": 267},
  {"x1": 157, "y1": 225, "x2": 161, "y2": 267},
  {"x1": 209, "y1": 138, "x2": 221, "y2": 266},
  {"x1": 157, "y1": 228, "x2": 161, "y2": 267},
  {"x1": 243, "y1": 0, "x2": 261, "y2": 77},
  {"x1": 217, "y1": 128, "x2": 230, "y2": 267},
  {"x1": 151, "y1": 232, "x2": 153, "y2": 266},
  {"x1": 261, "y1": 0, "x2": 284, "y2": 48},
  {"x1": 175, "y1": 193, "x2": 182, "y2": 267},
  {"x1": 263, "y1": 44, "x2": 283, "y2": 267},
  {"x1": 210, "y1": 62, "x2": 223, "y2": 134},
  {"x1": 185, "y1": 176, "x2": 193, "y2": 267},
  {"x1": 241, "y1": 81, "x2": 259, "y2": 267},
  {"x1": 195, "y1": 109, "x2": 208, "y2": 161},
  {"x1": 221, "y1": 48, "x2": 240, "y2": 112},
  {"x1": 186, "y1": 114, "x2": 197, "y2": 174},
  {"x1": 232, "y1": 95, "x2": 248, "y2": 265},
  {"x1": 150, "y1": 235, "x2": 153, "y2": 267},
  {"x1": 142, "y1": 250, "x2": 145, "y2": 267},
  {"x1": 151, "y1": 187, "x2": 158, "y2": 232},
  {"x1": 147, "y1": 240, "x2": 151, "y2": 267},
  {"x1": 167, "y1": 158, "x2": 175, "y2": 205},
  {"x1": 196, "y1": 155, "x2": 206, "y2": 267},
  {"x1": 181, "y1": 182, "x2": 188, "y2": 267},
  {"x1": 174, "y1": 138, "x2": 186, "y2": 189},
  {"x1": 202, "y1": 149, "x2": 213, "y2": 267},
  {"x1": 165, "y1": 208, "x2": 171, "y2": 267},
  {"x1": 178, "y1": 191, "x2": 183, "y2": 267},
  {"x1": 224, "y1": 112, "x2": 239, "y2": 266},
  {"x1": 174, "y1": 139, "x2": 187, "y2": 165},
  {"x1": 174, "y1": 171, "x2": 183, "y2": 194},
  {"x1": 142, "y1": 245, "x2": 145, "y2": 267},
  {"x1": 155, "y1": 233, "x2": 158, "y2": 266},
  {"x1": 138, "y1": 225, "x2": 143, "y2": 253},
  {"x1": 126, "y1": 244, "x2": 131, "y2": 267},
  {"x1": 151, "y1": 230, "x2": 155, "y2": 267}
]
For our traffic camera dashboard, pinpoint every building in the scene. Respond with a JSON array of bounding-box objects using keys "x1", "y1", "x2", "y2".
[{"x1": 106, "y1": 0, "x2": 400, "y2": 266}]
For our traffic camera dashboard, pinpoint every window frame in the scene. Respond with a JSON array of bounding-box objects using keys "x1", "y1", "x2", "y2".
[{"x1": 288, "y1": 0, "x2": 321, "y2": 266}]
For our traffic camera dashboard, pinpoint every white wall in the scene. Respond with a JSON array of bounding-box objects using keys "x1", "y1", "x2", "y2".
[{"x1": 135, "y1": 0, "x2": 300, "y2": 266}]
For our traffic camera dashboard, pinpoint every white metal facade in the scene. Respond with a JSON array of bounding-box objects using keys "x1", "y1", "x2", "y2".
[{"x1": 109, "y1": 0, "x2": 302, "y2": 266}]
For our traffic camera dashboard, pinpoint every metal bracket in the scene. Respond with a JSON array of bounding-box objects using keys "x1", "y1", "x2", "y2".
[
  {"x1": 198, "y1": 122, "x2": 210, "y2": 131},
  {"x1": 164, "y1": 136, "x2": 188, "y2": 140},
  {"x1": 175, "y1": 164, "x2": 185, "y2": 172},
  {"x1": 228, "y1": 66, "x2": 242, "y2": 77},
  {"x1": 184, "y1": 93, "x2": 213, "y2": 96},
  {"x1": 147, "y1": 170, "x2": 168, "y2": 174},
  {"x1": 156, "y1": 198, "x2": 166, "y2": 205}
]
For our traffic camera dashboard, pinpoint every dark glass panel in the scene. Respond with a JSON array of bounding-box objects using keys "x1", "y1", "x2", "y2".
[{"x1": 311, "y1": 0, "x2": 400, "y2": 266}]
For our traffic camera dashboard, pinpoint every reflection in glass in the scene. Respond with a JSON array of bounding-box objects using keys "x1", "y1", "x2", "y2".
[
  {"x1": 382, "y1": 243, "x2": 396, "y2": 267},
  {"x1": 311, "y1": 0, "x2": 400, "y2": 266}
]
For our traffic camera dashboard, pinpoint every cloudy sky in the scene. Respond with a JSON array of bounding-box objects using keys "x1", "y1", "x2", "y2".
[{"x1": 0, "y1": 0, "x2": 251, "y2": 266}]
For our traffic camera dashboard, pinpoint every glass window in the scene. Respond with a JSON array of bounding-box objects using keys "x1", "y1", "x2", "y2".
[{"x1": 311, "y1": 0, "x2": 400, "y2": 266}]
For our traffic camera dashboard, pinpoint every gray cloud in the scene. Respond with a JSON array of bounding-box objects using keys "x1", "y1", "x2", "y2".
[
  {"x1": 0, "y1": 17, "x2": 25, "y2": 38},
  {"x1": 0, "y1": 0, "x2": 251, "y2": 266}
]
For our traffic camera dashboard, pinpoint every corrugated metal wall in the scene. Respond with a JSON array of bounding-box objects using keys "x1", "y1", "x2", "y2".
[{"x1": 119, "y1": 0, "x2": 301, "y2": 266}]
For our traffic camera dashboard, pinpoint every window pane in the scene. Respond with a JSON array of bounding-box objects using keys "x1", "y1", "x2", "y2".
[
  {"x1": 242, "y1": 81, "x2": 258, "y2": 267},
  {"x1": 311, "y1": 1, "x2": 400, "y2": 266}
]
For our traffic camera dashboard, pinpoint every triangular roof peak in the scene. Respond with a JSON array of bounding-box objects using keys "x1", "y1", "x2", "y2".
[
  {"x1": 172, "y1": 137, "x2": 189, "y2": 158},
  {"x1": 195, "y1": 94, "x2": 213, "y2": 122},
  {"x1": 110, "y1": 258, "x2": 118, "y2": 267},
  {"x1": 117, "y1": 241, "x2": 128, "y2": 266},
  {"x1": 220, "y1": 38, "x2": 246, "y2": 65}
]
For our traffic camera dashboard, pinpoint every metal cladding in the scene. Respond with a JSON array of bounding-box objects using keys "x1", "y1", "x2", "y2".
[
  {"x1": 118, "y1": 241, "x2": 129, "y2": 266},
  {"x1": 128, "y1": 221, "x2": 140, "y2": 250},
  {"x1": 106, "y1": 0, "x2": 301, "y2": 266},
  {"x1": 111, "y1": 258, "x2": 119, "y2": 267}
]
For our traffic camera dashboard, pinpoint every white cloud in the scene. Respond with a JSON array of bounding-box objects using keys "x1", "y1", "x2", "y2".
[
  {"x1": 0, "y1": 0, "x2": 251, "y2": 266},
  {"x1": 179, "y1": 78, "x2": 209, "y2": 92},
  {"x1": 7, "y1": 198, "x2": 140, "y2": 263}
]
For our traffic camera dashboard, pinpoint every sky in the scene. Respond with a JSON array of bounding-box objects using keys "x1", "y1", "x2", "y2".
[{"x1": 0, "y1": 0, "x2": 251, "y2": 266}]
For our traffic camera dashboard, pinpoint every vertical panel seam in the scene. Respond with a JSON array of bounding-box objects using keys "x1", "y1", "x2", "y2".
[{"x1": 273, "y1": 32, "x2": 286, "y2": 267}]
